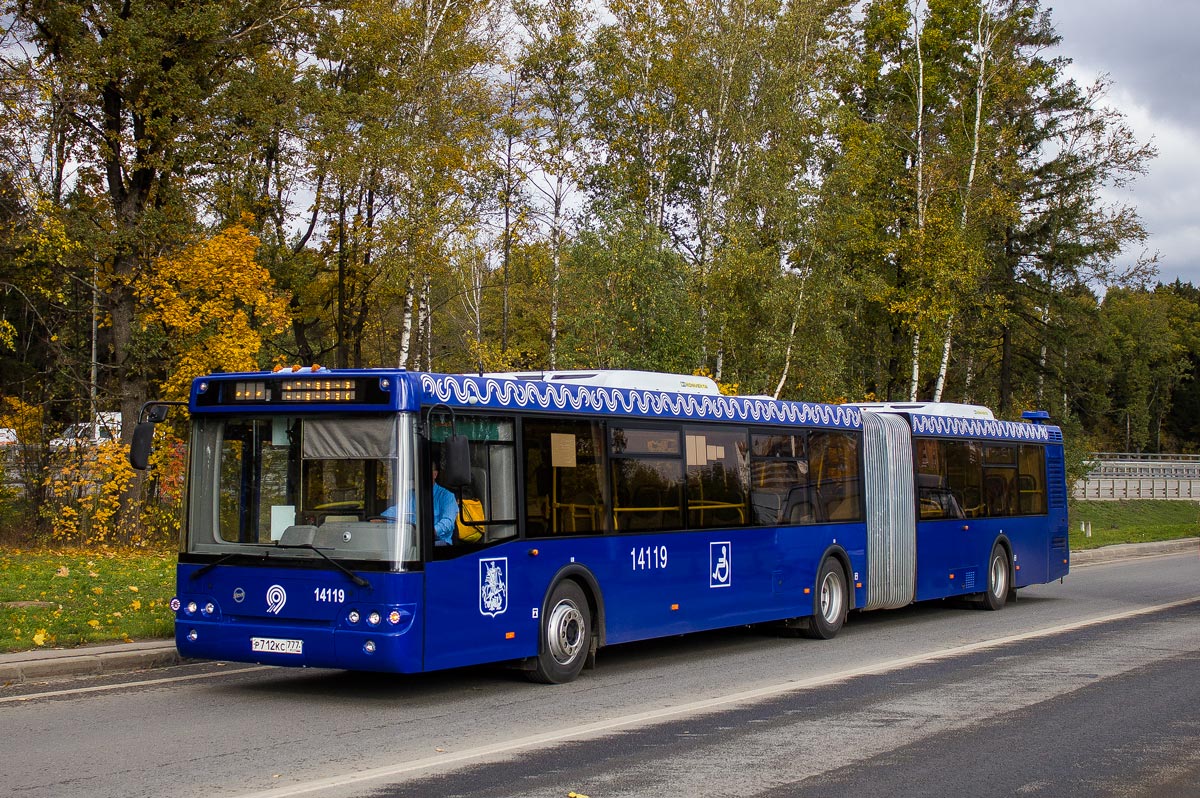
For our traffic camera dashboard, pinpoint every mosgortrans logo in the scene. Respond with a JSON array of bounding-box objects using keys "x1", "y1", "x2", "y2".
[{"x1": 265, "y1": 584, "x2": 287, "y2": 614}]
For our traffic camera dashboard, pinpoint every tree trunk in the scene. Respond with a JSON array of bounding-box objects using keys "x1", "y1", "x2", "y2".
[
  {"x1": 999, "y1": 322, "x2": 1013, "y2": 417},
  {"x1": 932, "y1": 316, "x2": 952, "y2": 401}
]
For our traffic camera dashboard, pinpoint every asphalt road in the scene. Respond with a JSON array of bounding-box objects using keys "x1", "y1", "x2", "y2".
[{"x1": 2, "y1": 551, "x2": 1197, "y2": 798}]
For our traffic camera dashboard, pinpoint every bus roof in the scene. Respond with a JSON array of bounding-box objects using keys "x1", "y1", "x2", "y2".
[
  {"x1": 481, "y1": 370, "x2": 720, "y2": 395},
  {"x1": 187, "y1": 368, "x2": 1058, "y2": 441},
  {"x1": 851, "y1": 401, "x2": 994, "y2": 419}
]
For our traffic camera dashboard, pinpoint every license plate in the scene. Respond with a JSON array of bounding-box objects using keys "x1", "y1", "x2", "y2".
[{"x1": 251, "y1": 637, "x2": 303, "y2": 655}]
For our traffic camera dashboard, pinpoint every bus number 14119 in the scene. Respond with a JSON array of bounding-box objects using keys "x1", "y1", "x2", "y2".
[{"x1": 631, "y1": 545, "x2": 668, "y2": 571}]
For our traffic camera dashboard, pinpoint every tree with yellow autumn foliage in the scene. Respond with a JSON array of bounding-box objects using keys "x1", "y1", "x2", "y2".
[{"x1": 139, "y1": 224, "x2": 291, "y2": 401}]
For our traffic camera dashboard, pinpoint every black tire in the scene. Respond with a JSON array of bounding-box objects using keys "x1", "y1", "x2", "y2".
[
  {"x1": 982, "y1": 543, "x2": 1010, "y2": 611},
  {"x1": 529, "y1": 580, "x2": 591, "y2": 684},
  {"x1": 801, "y1": 557, "x2": 847, "y2": 640}
]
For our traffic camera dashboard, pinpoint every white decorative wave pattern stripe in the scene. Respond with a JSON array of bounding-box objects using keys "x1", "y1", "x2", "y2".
[
  {"x1": 910, "y1": 414, "x2": 1055, "y2": 442},
  {"x1": 420, "y1": 375, "x2": 862, "y2": 428}
]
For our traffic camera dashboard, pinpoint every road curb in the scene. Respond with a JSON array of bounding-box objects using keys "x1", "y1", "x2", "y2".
[
  {"x1": 1070, "y1": 537, "x2": 1198, "y2": 566},
  {"x1": 0, "y1": 639, "x2": 181, "y2": 684}
]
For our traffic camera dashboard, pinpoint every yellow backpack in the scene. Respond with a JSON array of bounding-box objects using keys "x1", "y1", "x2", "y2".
[{"x1": 456, "y1": 498, "x2": 485, "y2": 543}]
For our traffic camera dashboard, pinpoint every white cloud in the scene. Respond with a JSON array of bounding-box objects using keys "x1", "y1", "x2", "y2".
[{"x1": 1051, "y1": 1, "x2": 1200, "y2": 285}]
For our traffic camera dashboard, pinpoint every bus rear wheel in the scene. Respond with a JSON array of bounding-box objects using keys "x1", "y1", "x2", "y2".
[
  {"x1": 982, "y1": 543, "x2": 1010, "y2": 611},
  {"x1": 801, "y1": 557, "x2": 847, "y2": 640},
  {"x1": 529, "y1": 580, "x2": 591, "y2": 684}
]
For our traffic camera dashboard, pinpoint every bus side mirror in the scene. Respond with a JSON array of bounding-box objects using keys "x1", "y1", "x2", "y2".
[
  {"x1": 442, "y1": 434, "x2": 472, "y2": 489},
  {"x1": 130, "y1": 421, "x2": 156, "y2": 470}
]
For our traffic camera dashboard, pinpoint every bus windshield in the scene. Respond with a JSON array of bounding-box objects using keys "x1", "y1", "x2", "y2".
[{"x1": 185, "y1": 413, "x2": 419, "y2": 567}]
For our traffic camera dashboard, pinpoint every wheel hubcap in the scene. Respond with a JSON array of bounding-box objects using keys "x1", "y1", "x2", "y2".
[
  {"x1": 546, "y1": 599, "x2": 585, "y2": 665},
  {"x1": 991, "y1": 554, "x2": 1007, "y2": 598},
  {"x1": 820, "y1": 572, "x2": 843, "y2": 624}
]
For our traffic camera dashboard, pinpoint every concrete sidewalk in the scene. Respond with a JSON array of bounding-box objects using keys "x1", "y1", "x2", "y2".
[
  {"x1": 1, "y1": 538, "x2": 1195, "y2": 685},
  {"x1": 1070, "y1": 537, "x2": 1197, "y2": 565},
  {"x1": 0, "y1": 638, "x2": 181, "y2": 684}
]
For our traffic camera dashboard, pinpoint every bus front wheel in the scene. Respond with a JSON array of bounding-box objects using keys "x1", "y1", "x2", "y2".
[
  {"x1": 983, "y1": 543, "x2": 1010, "y2": 611},
  {"x1": 529, "y1": 580, "x2": 592, "y2": 684},
  {"x1": 802, "y1": 557, "x2": 847, "y2": 640}
]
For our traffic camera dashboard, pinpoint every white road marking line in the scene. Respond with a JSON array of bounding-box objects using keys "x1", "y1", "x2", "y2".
[
  {"x1": 227, "y1": 596, "x2": 1200, "y2": 798},
  {"x1": 0, "y1": 665, "x2": 273, "y2": 704}
]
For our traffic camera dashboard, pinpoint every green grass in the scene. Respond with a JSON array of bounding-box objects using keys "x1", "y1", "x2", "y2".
[
  {"x1": 0, "y1": 548, "x2": 175, "y2": 653},
  {"x1": 1068, "y1": 500, "x2": 1200, "y2": 550}
]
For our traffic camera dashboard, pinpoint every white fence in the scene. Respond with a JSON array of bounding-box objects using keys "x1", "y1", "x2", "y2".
[{"x1": 1073, "y1": 453, "x2": 1200, "y2": 500}]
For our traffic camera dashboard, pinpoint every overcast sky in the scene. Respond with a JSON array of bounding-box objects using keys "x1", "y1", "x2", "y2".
[{"x1": 1048, "y1": 1, "x2": 1200, "y2": 287}]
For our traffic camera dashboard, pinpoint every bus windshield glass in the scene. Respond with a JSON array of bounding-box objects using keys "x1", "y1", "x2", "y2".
[{"x1": 186, "y1": 413, "x2": 419, "y2": 566}]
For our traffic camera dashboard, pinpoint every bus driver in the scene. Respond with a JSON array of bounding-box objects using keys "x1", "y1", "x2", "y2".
[{"x1": 381, "y1": 461, "x2": 459, "y2": 545}]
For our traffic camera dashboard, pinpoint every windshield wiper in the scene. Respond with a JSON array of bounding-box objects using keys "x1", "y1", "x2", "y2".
[
  {"x1": 190, "y1": 550, "x2": 272, "y2": 580},
  {"x1": 275, "y1": 543, "x2": 372, "y2": 588}
]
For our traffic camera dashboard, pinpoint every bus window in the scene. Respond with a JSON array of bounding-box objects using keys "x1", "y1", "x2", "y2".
[
  {"x1": 1018, "y1": 445, "x2": 1047, "y2": 514},
  {"x1": 809, "y1": 430, "x2": 863, "y2": 522},
  {"x1": 610, "y1": 426, "x2": 683, "y2": 532},
  {"x1": 217, "y1": 418, "x2": 288, "y2": 543},
  {"x1": 983, "y1": 444, "x2": 1017, "y2": 517},
  {"x1": 523, "y1": 418, "x2": 608, "y2": 536},
  {"x1": 943, "y1": 439, "x2": 984, "y2": 517},
  {"x1": 684, "y1": 426, "x2": 749, "y2": 529},
  {"x1": 430, "y1": 414, "x2": 517, "y2": 548},
  {"x1": 749, "y1": 432, "x2": 809, "y2": 524},
  {"x1": 914, "y1": 439, "x2": 964, "y2": 520},
  {"x1": 203, "y1": 415, "x2": 404, "y2": 556}
]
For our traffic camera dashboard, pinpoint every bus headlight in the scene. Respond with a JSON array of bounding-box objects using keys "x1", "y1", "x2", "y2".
[
  {"x1": 367, "y1": 611, "x2": 381, "y2": 626},
  {"x1": 347, "y1": 610, "x2": 361, "y2": 624}
]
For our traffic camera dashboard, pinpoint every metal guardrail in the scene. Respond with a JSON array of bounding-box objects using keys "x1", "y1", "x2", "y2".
[{"x1": 1076, "y1": 453, "x2": 1200, "y2": 500}]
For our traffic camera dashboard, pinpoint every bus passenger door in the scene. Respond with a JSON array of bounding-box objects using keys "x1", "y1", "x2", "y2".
[
  {"x1": 423, "y1": 546, "x2": 540, "y2": 672},
  {"x1": 421, "y1": 413, "x2": 540, "y2": 672}
]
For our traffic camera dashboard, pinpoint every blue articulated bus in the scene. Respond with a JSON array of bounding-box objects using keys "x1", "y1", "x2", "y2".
[{"x1": 130, "y1": 368, "x2": 1069, "y2": 683}]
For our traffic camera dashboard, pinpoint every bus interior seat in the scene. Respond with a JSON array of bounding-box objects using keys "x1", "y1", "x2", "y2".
[
  {"x1": 1017, "y1": 474, "x2": 1039, "y2": 513},
  {"x1": 825, "y1": 494, "x2": 857, "y2": 521},
  {"x1": 750, "y1": 491, "x2": 782, "y2": 524},
  {"x1": 984, "y1": 474, "x2": 1011, "y2": 515},
  {"x1": 565, "y1": 492, "x2": 597, "y2": 533},
  {"x1": 783, "y1": 486, "x2": 816, "y2": 524},
  {"x1": 627, "y1": 486, "x2": 663, "y2": 530},
  {"x1": 959, "y1": 486, "x2": 983, "y2": 516},
  {"x1": 788, "y1": 500, "x2": 815, "y2": 524}
]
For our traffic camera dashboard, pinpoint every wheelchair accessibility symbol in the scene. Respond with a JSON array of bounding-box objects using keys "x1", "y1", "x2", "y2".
[{"x1": 710, "y1": 542, "x2": 731, "y2": 588}]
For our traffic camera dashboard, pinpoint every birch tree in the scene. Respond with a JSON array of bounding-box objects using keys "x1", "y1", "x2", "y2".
[{"x1": 516, "y1": 0, "x2": 591, "y2": 368}]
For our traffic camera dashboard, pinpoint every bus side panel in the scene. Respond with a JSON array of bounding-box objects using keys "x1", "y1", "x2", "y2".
[
  {"x1": 1003, "y1": 515, "x2": 1050, "y2": 586},
  {"x1": 597, "y1": 523, "x2": 867, "y2": 646},
  {"x1": 423, "y1": 522, "x2": 869, "y2": 668},
  {"x1": 915, "y1": 514, "x2": 1057, "y2": 601},
  {"x1": 913, "y1": 519, "x2": 988, "y2": 601}
]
